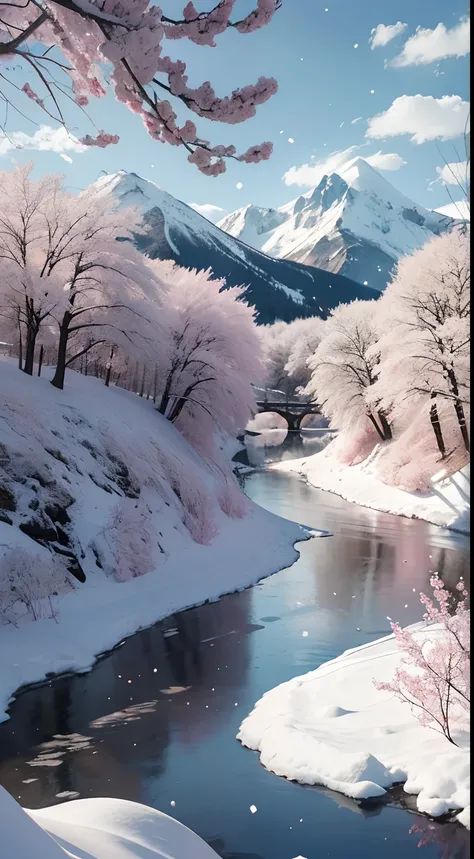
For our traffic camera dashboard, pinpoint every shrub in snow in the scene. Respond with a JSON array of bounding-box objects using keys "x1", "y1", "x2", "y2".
[
  {"x1": 155, "y1": 449, "x2": 218, "y2": 545},
  {"x1": 374, "y1": 577, "x2": 470, "y2": 745},
  {"x1": 0, "y1": 548, "x2": 73, "y2": 623},
  {"x1": 105, "y1": 501, "x2": 155, "y2": 583},
  {"x1": 217, "y1": 479, "x2": 249, "y2": 519}
]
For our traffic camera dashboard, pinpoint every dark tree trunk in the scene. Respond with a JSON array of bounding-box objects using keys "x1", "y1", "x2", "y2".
[
  {"x1": 51, "y1": 321, "x2": 70, "y2": 390},
  {"x1": 139, "y1": 365, "x2": 146, "y2": 397},
  {"x1": 157, "y1": 373, "x2": 173, "y2": 415},
  {"x1": 153, "y1": 367, "x2": 158, "y2": 405},
  {"x1": 104, "y1": 346, "x2": 114, "y2": 388},
  {"x1": 18, "y1": 324, "x2": 23, "y2": 371},
  {"x1": 367, "y1": 412, "x2": 386, "y2": 442},
  {"x1": 377, "y1": 411, "x2": 392, "y2": 440},
  {"x1": 430, "y1": 392, "x2": 446, "y2": 456},
  {"x1": 446, "y1": 369, "x2": 470, "y2": 452},
  {"x1": 23, "y1": 326, "x2": 38, "y2": 376},
  {"x1": 37, "y1": 344, "x2": 44, "y2": 377}
]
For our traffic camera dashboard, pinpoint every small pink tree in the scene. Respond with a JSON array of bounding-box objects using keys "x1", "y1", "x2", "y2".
[{"x1": 374, "y1": 576, "x2": 470, "y2": 745}]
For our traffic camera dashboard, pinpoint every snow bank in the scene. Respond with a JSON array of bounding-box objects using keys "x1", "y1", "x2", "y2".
[
  {"x1": 238, "y1": 626, "x2": 470, "y2": 825},
  {"x1": 0, "y1": 786, "x2": 219, "y2": 858},
  {"x1": 275, "y1": 446, "x2": 470, "y2": 533},
  {"x1": 0, "y1": 359, "x2": 308, "y2": 722}
]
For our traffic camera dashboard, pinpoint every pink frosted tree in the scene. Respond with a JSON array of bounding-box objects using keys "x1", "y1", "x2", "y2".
[
  {"x1": 0, "y1": 163, "x2": 168, "y2": 387},
  {"x1": 303, "y1": 299, "x2": 392, "y2": 454},
  {"x1": 0, "y1": 1, "x2": 280, "y2": 175},
  {"x1": 369, "y1": 229, "x2": 470, "y2": 457},
  {"x1": 258, "y1": 316, "x2": 326, "y2": 399},
  {"x1": 374, "y1": 576, "x2": 470, "y2": 746},
  {"x1": 149, "y1": 261, "x2": 262, "y2": 460}
]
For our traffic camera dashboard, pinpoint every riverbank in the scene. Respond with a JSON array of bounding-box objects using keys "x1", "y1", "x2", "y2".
[
  {"x1": 275, "y1": 445, "x2": 470, "y2": 534},
  {"x1": 238, "y1": 624, "x2": 470, "y2": 828},
  {"x1": 0, "y1": 359, "x2": 307, "y2": 723}
]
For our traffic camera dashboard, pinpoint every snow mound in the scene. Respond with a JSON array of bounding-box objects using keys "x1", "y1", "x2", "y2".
[
  {"x1": 237, "y1": 627, "x2": 470, "y2": 822},
  {"x1": 0, "y1": 787, "x2": 219, "y2": 857}
]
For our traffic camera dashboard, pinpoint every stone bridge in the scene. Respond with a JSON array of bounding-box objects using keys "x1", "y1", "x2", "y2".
[{"x1": 255, "y1": 400, "x2": 321, "y2": 432}]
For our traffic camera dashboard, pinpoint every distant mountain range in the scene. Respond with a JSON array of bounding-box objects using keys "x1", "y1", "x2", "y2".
[
  {"x1": 90, "y1": 171, "x2": 375, "y2": 324},
  {"x1": 217, "y1": 157, "x2": 460, "y2": 292}
]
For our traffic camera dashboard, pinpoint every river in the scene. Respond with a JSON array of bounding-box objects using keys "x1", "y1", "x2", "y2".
[{"x1": 0, "y1": 430, "x2": 470, "y2": 858}]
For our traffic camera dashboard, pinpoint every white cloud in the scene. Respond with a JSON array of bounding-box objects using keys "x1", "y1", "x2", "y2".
[
  {"x1": 60, "y1": 154, "x2": 73, "y2": 163},
  {"x1": 0, "y1": 125, "x2": 87, "y2": 157},
  {"x1": 369, "y1": 22, "x2": 407, "y2": 49},
  {"x1": 189, "y1": 203, "x2": 227, "y2": 223},
  {"x1": 390, "y1": 18, "x2": 470, "y2": 67},
  {"x1": 351, "y1": 117, "x2": 363, "y2": 125},
  {"x1": 366, "y1": 94, "x2": 470, "y2": 144},
  {"x1": 365, "y1": 150, "x2": 407, "y2": 170},
  {"x1": 283, "y1": 145, "x2": 406, "y2": 187},
  {"x1": 436, "y1": 160, "x2": 470, "y2": 186}
]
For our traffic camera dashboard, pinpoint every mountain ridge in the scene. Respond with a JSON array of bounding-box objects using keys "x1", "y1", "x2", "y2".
[
  {"x1": 89, "y1": 170, "x2": 376, "y2": 324},
  {"x1": 217, "y1": 157, "x2": 456, "y2": 291}
]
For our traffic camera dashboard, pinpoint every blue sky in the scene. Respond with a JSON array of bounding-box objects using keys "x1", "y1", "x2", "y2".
[{"x1": 0, "y1": 0, "x2": 470, "y2": 218}]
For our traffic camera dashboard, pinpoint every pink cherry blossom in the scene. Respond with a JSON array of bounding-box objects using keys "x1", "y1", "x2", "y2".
[{"x1": 0, "y1": 1, "x2": 279, "y2": 173}]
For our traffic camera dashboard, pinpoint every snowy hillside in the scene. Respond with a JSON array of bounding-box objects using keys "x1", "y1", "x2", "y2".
[
  {"x1": 89, "y1": 171, "x2": 374, "y2": 323},
  {"x1": 218, "y1": 158, "x2": 455, "y2": 291},
  {"x1": 434, "y1": 200, "x2": 470, "y2": 221},
  {"x1": 0, "y1": 358, "x2": 307, "y2": 722}
]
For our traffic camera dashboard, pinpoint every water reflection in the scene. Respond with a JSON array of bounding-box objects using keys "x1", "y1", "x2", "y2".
[
  {"x1": 0, "y1": 468, "x2": 469, "y2": 858},
  {"x1": 244, "y1": 427, "x2": 335, "y2": 467}
]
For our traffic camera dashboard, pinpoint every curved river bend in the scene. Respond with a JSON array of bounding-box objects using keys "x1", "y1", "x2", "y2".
[{"x1": 0, "y1": 433, "x2": 470, "y2": 859}]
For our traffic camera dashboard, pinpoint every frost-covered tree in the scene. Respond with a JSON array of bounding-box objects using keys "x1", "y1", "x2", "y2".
[
  {"x1": 259, "y1": 316, "x2": 325, "y2": 398},
  {"x1": 285, "y1": 316, "x2": 326, "y2": 392},
  {"x1": 371, "y1": 229, "x2": 470, "y2": 455},
  {"x1": 304, "y1": 299, "x2": 392, "y2": 446},
  {"x1": 0, "y1": 167, "x2": 65, "y2": 374},
  {"x1": 150, "y1": 262, "x2": 261, "y2": 458},
  {"x1": 0, "y1": 164, "x2": 167, "y2": 388},
  {"x1": 0, "y1": 1, "x2": 279, "y2": 175}
]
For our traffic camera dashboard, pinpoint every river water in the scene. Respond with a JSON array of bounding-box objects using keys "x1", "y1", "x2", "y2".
[{"x1": 0, "y1": 431, "x2": 470, "y2": 858}]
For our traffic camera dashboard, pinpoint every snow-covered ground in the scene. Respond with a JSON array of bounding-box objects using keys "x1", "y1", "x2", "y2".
[
  {"x1": 238, "y1": 625, "x2": 470, "y2": 827},
  {"x1": 275, "y1": 446, "x2": 470, "y2": 534},
  {"x1": 1, "y1": 787, "x2": 220, "y2": 858},
  {"x1": 0, "y1": 358, "x2": 308, "y2": 723}
]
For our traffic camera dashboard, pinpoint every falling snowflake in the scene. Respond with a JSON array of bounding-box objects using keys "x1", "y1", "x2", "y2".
[
  {"x1": 250, "y1": 805, "x2": 257, "y2": 814},
  {"x1": 302, "y1": 630, "x2": 309, "y2": 637},
  {"x1": 354, "y1": 43, "x2": 359, "y2": 48},
  {"x1": 363, "y1": 280, "x2": 368, "y2": 285},
  {"x1": 170, "y1": 800, "x2": 176, "y2": 807},
  {"x1": 236, "y1": 182, "x2": 243, "y2": 190},
  {"x1": 288, "y1": 137, "x2": 295, "y2": 143},
  {"x1": 370, "y1": 89, "x2": 375, "y2": 94}
]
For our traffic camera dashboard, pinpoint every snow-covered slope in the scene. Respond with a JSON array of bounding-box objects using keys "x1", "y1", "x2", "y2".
[
  {"x1": 0, "y1": 358, "x2": 308, "y2": 722},
  {"x1": 218, "y1": 158, "x2": 456, "y2": 292},
  {"x1": 434, "y1": 200, "x2": 470, "y2": 221},
  {"x1": 89, "y1": 171, "x2": 375, "y2": 324}
]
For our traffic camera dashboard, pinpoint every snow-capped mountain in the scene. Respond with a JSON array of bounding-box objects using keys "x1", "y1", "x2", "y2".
[
  {"x1": 218, "y1": 158, "x2": 456, "y2": 291},
  {"x1": 89, "y1": 171, "x2": 375, "y2": 324}
]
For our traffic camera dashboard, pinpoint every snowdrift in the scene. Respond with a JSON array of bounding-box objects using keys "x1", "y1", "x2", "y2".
[
  {"x1": 0, "y1": 358, "x2": 307, "y2": 722},
  {"x1": 238, "y1": 625, "x2": 470, "y2": 826},
  {"x1": 0, "y1": 786, "x2": 220, "y2": 858}
]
